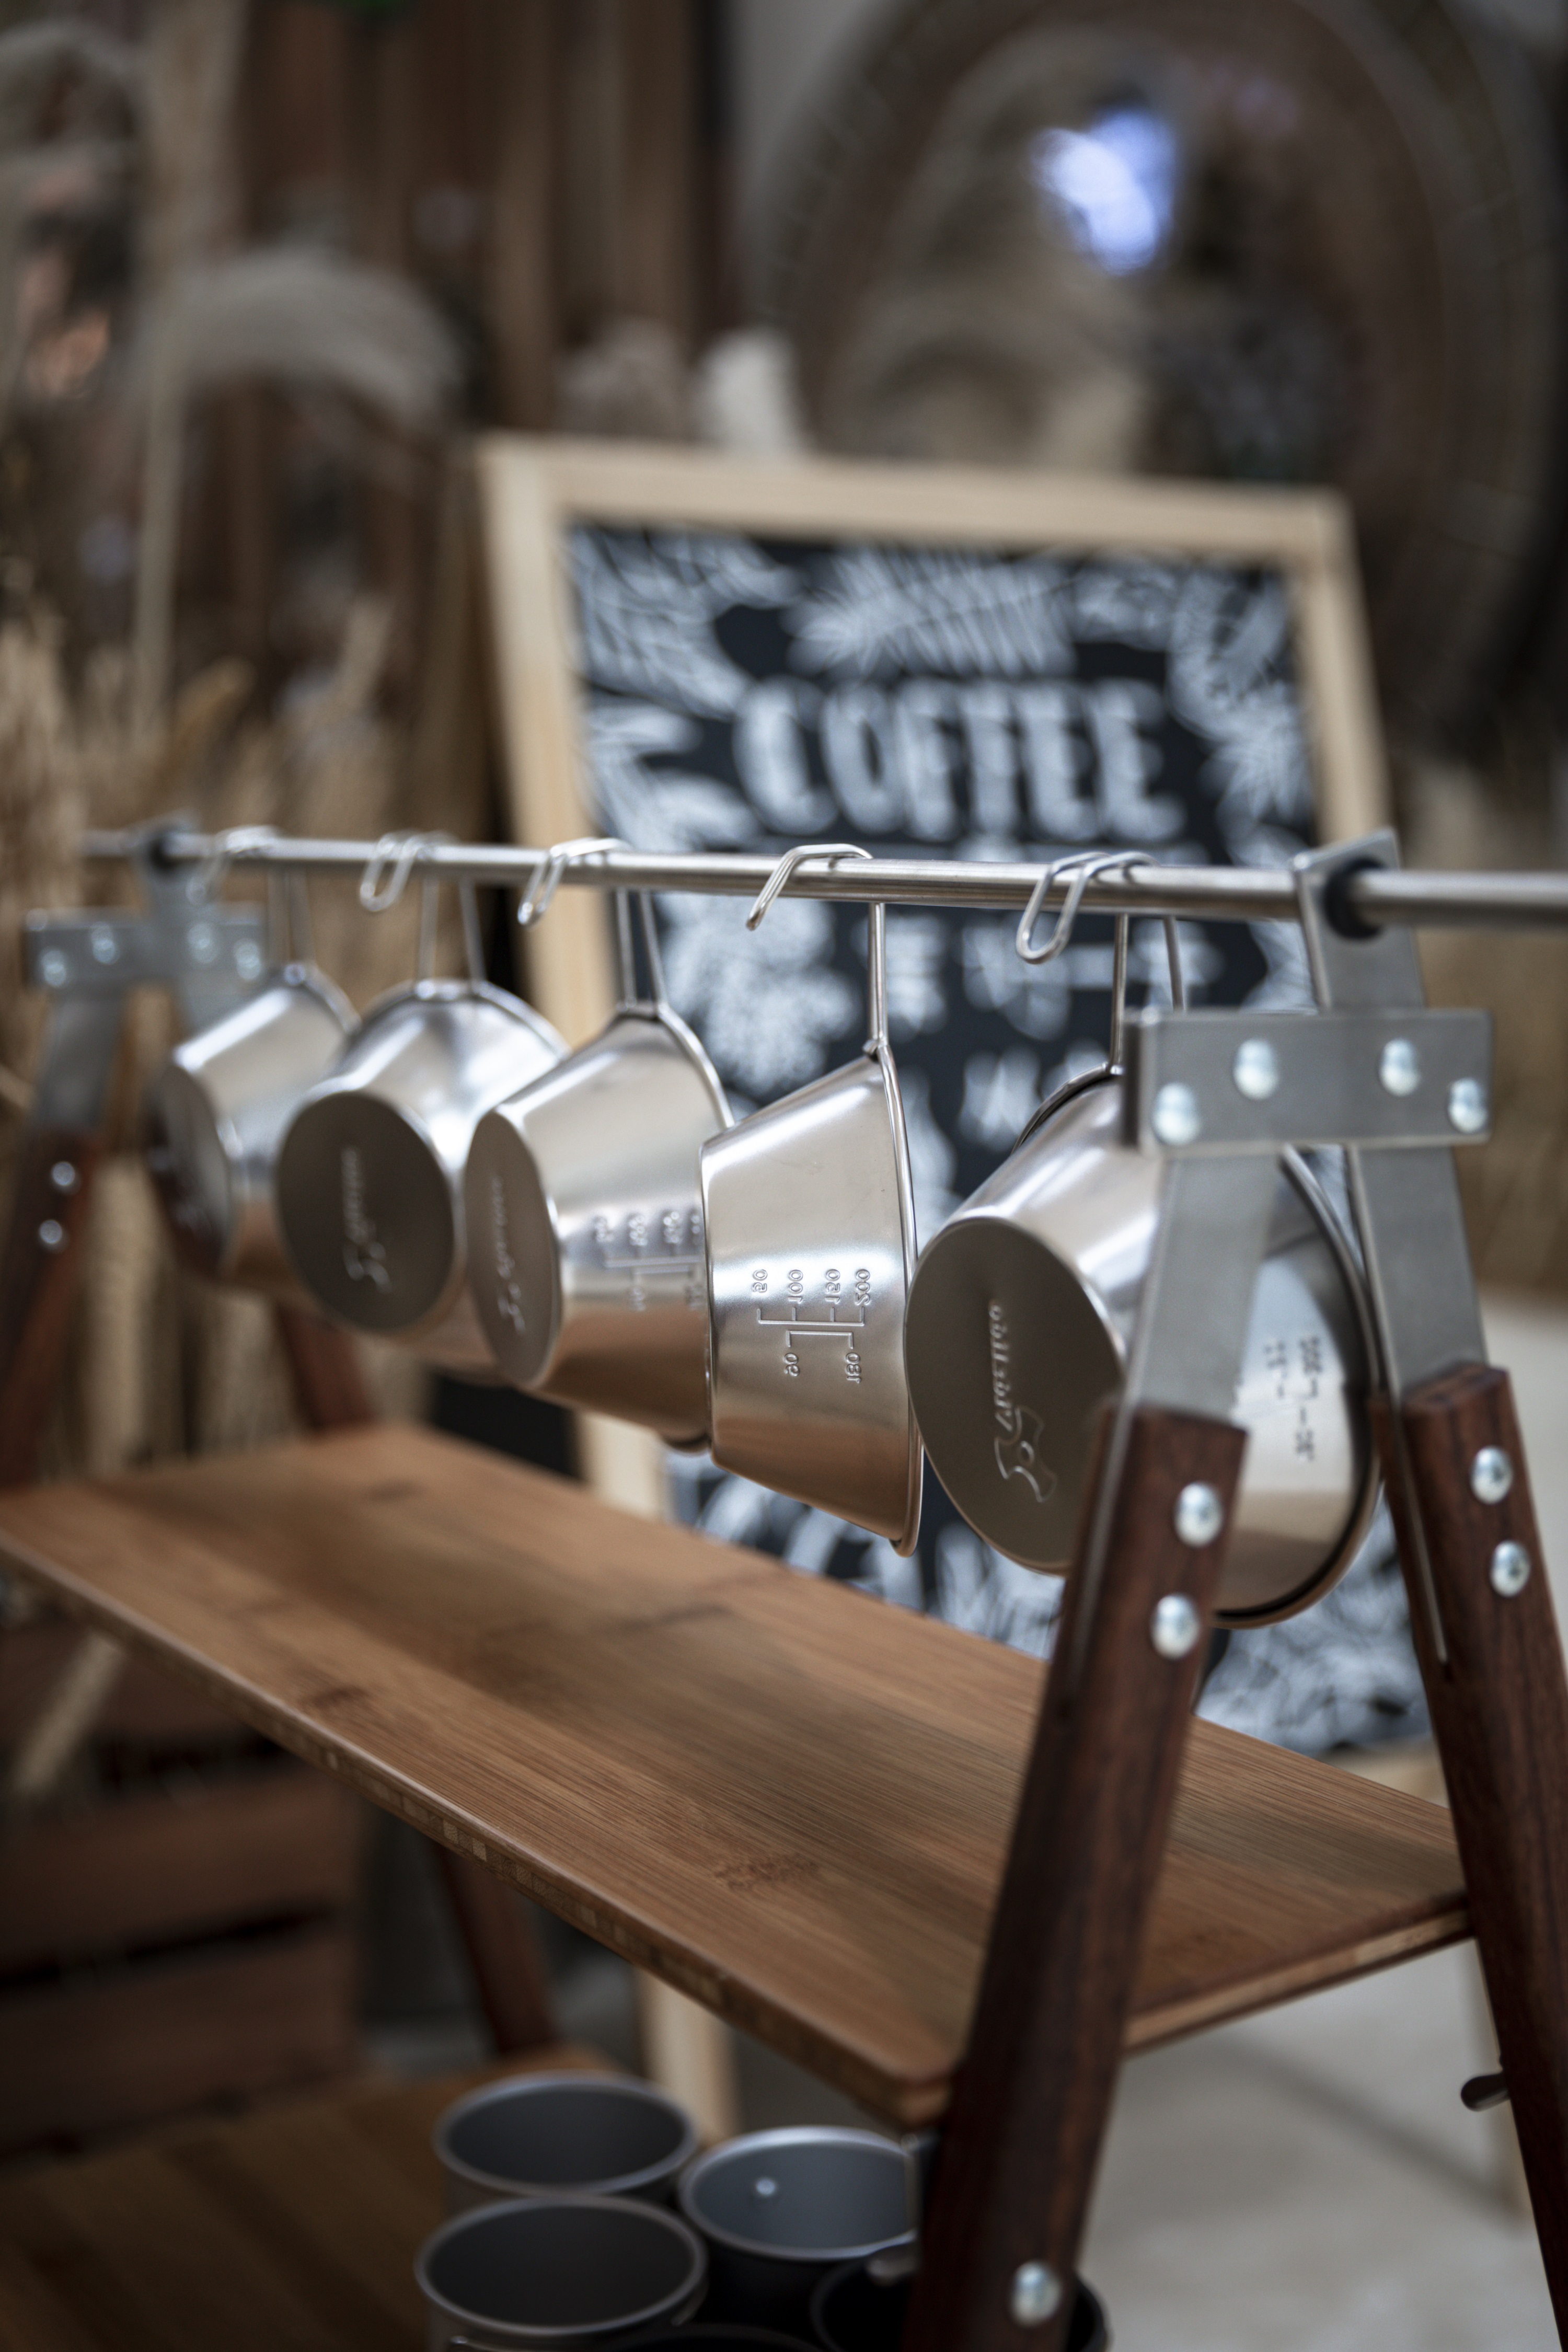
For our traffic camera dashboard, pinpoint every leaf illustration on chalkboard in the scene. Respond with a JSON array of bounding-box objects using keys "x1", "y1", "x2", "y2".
[
  {"x1": 933, "y1": 1522, "x2": 1064, "y2": 1659},
  {"x1": 898, "y1": 1065, "x2": 959, "y2": 1239},
  {"x1": 1070, "y1": 559, "x2": 1183, "y2": 647},
  {"x1": 790, "y1": 547, "x2": 1070, "y2": 679},
  {"x1": 586, "y1": 697, "x2": 760, "y2": 855},
  {"x1": 572, "y1": 528, "x2": 797, "y2": 717},
  {"x1": 1166, "y1": 571, "x2": 1311, "y2": 835},
  {"x1": 656, "y1": 893, "x2": 858, "y2": 1093}
]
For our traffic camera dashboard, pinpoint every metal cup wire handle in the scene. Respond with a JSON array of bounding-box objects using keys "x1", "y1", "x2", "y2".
[
  {"x1": 1014, "y1": 849, "x2": 1186, "y2": 1149},
  {"x1": 699, "y1": 843, "x2": 923, "y2": 1554},
  {"x1": 465, "y1": 838, "x2": 730, "y2": 1443}
]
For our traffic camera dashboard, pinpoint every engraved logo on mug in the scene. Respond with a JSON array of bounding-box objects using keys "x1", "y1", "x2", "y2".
[
  {"x1": 988, "y1": 1300, "x2": 1054, "y2": 1503},
  {"x1": 340, "y1": 1146, "x2": 391, "y2": 1292},
  {"x1": 490, "y1": 1172, "x2": 525, "y2": 1333}
]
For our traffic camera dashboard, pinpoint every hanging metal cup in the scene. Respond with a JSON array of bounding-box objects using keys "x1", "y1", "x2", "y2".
[
  {"x1": 465, "y1": 843, "x2": 730, "y2": 1444},
  {"x1": 699, "y1": 846, "x2": 922, "y2": 1553},
  {"x1": 904, "y1": 855, "x2": 1377, "y2": 1624},
  {"x1": 275, "y1": 836, "x2": 566, "y2": 1376},
  {"x1": 143, "y1": 832, "x2": 356, "y2": 1302}
]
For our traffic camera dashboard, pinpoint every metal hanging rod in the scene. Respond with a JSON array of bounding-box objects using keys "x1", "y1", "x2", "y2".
[{"x1": 76, "y1": 826, "x2": 1568, "y2": 932}]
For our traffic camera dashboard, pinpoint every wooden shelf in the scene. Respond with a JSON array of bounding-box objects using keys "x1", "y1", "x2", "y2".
[
  {"x1": 0, "y1": 1427, "x2": 1469, "y2": 2126},
  {"x1": 0, "y1": 2045, "x2": 608, "y2": 2352}
]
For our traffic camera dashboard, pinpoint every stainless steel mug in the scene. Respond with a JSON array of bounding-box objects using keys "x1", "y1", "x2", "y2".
[
  {"x1": 143, "y1": 860, "x2": 356, "y2": 1302},
  {"x1": 699, "y1": 846, "x2": 922, "y2": 1552},
  {"x1": 276, "y1": 854, "x2": 566, "y2": 1375},
  {"x1": 904, "y1": 1068, "x2": 1378, "y2": 1624},
  {"x1": 434, "y1": 2073, "x2": 699, "y2": 2215},
  {"x1": 415, "y1": 2195, "x2": 707, "y2": 2349},
  {"x1": 465, "y1": 879, "x2": 729, "y2": 1443},
  {"x1": 677, "y1": 2128, "x2": 917, "y2": 2335}
]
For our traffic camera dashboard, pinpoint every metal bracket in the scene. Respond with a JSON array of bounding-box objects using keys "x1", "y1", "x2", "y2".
[
  {"x1": 1124, "y1": 1008, "x2": 1493, "y2": 1155},
  {"x1": 21, "y1": 819, "x2": 267, "y2": 1136}
]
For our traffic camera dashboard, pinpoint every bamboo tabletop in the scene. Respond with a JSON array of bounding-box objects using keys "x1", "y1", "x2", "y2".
[
  {"x1": 0, "y1": 2045, "x2": 607, "y2": 2352},
  {"x1": 0, "y1": 1426, "x2": 1469, "y2": 2125}
]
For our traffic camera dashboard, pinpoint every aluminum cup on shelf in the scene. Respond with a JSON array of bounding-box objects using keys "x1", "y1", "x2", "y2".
[
  {"x1": 434, "y1": 2073, "x2": 699, "y2": 2215},
  {"x1": 415, "y1": 2195, "x2": 707, "y2": 2349},
  {"x1": 677, "y1": 2127, "x2": 917, "y2": 2334}
]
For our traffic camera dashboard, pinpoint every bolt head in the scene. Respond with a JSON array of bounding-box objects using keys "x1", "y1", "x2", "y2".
[
  {"x1": 1447, "y1": 1078, "x2": 1488, "y2": 1136},
  {"x1": 186, "y1": 921, "x2": 218, "y2": 966},
  {"x1": 1010, "y1": 2263, "x2": 1063, "y2": 2327},
  {"x1": 1232, "y1": 1037, "x2": 1280, "y2": 1101},
  {"x1": 89, "y1": 924, "x2": 119, "y2": 965},
  {"x1": 1470, "y1": 1447, "x2": 1514, "y2": 1505},
  {"x1": 1151, "y1": 1593, "x2": 1204, "y2": 1658},
  {"x1": 1490, "y1": 1541, "x2": 1531, "y2": 1597},
  {"x1": 1174, "y1": 1481, "x2": 1224, "y2": 1547},
  {"x1": 39, "y1": 948, "x2": 68, "y2": 987},
  {"x1": 1379, "y1": 1037, "x2": 1422, "y2": 1097},
  {"x1": 49, "y1": 1161, "x2": 78, "y2": 1194},
  {"x1": 1151, "y1": 1081, "x2": 1202, "y2": 1147},
  {"x1": 37, "y1": 1218, "x2": 66, "y2": 1253},
  {"x1": 234, "y1": 938, "x2": 264, "y2": 983}
]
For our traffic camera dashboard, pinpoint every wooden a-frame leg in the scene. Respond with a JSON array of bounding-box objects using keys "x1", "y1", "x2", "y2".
[
  {"x1": 0, "y1": 1126, "x2": 102, "y2": 1490},
  {"x1": 1376, "y1": 1363, "x2": 1568, "y2": 2344},
  {"x1": 904, "y1": 1405, "x2": 1246, "y2": 2352}
]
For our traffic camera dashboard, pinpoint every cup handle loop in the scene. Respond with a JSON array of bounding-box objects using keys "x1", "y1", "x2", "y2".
[
  {"x1": 609, "y1": 888, "x2": 668, "y2": 1013},
  {"x1": 746, "y1": 840, "x2": 878, "y2": 1053},
  {"x1": 515, "y1": 836, "x2": 624, "y2": 930},
  {"x1": 458, "y1": 879, "x2": 486, "y2": 986}
]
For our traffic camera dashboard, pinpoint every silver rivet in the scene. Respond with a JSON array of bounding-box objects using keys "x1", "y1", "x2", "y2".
[
  {"x1": 1174, "y1": 1481, "x2": 1223, "y2": 1546},
  {"x1": 39, "y1": 948, "x2": 68, "y2": 987},
  {"x1": 1448, "y1": 1078, "x2": 1488, "y2": 1136},
  {"x1": 50, "y1": 1161, "x2": 78, "y2": 1194},
  {"x1": 1471, "y1": 1447, "x2": 1513, "y2": 1505},
  {"x1": 1232, "y1": 1037, "x2": 1280, "y2": 1101},
  {"x1": 1379, "y1": 1037, "x2": 1421, "y2": 1097},
  {"x1": 1150, "y1": 1593, "x2": 1203, "y2": 1658},
  {"x1": 1010, "y1": 2263, "x2": 1063, "y2": 2327},
  {"x1": 37, "y1": 1218, "x2": 66, "y2": 1252},
  {"x1": 235, "y1": 938, "x2": 263, "y2": 982},
  {"x1": 1490, "y1": 1541, "x2": 1531, "y2": 1597},
  {"x1": 89, "y1": 923, "x2": 119, "y2": 965},
  {"x1": 752, "y1": 2175, "x2": 778, "y2": 2200},
  {"x1": 1151, "y1": 1082, "x2": 1201, "y2": 1146},
  {"x1": 187, "y1": 921, "x2": 218, "y2": 965}
]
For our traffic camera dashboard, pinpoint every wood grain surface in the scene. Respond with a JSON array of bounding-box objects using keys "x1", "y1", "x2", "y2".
[
  {"x1": 1383, "y1": 1364, "x2": 1568, "y2": 2345},
  {"x1": 909, "y1": 1406, "x2": 1244, "y2": 2352},
  {"x1": 0, "y1": 1425, "x2": 1469, "y2": 2124},
  {"x1": 0, "y1": 2045, "x2": 609, "y2": 2352}
]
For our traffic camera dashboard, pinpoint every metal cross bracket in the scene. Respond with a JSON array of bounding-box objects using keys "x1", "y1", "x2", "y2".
[{"x1": 0, "y1": 823, "x2": 267, "y2": 1486}]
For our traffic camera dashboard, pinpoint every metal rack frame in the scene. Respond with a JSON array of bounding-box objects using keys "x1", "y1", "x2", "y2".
[{"x1": 10, "y1": 820, "x2": 1568, "y2": 2352}]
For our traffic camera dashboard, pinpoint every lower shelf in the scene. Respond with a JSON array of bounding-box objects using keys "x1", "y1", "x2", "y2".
[
  {"x1": 0, "y1": 2044, "x2": 607, "y2": 2352},
  {"x1": 0, "y1": 1426, "x2": 1469, "y2": 2125}
]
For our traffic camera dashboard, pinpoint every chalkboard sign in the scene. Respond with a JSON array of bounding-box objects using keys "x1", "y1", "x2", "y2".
[{"x1": 480, "y1": 442, "x2": 1415, "y2": 1751}]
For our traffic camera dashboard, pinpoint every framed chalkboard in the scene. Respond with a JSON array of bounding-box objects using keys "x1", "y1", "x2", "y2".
[{"x1": 477, "y1": 439, "x2": 1409, "y2": 1748}]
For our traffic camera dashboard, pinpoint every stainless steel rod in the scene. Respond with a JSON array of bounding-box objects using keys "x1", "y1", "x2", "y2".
[{"x1": 76, "y1": 827, "x2": 1568, "y2": 931}]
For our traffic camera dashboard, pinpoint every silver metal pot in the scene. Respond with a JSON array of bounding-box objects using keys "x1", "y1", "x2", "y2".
[
  {"x1": 275, "y1": 863, "x2": 565, "y2": 1375},
  {"x1": 416, "y1": 2196, "x2": 707, "y2": 2349},
  {"x1": 144, "y1": 962, "x2": 355, "y2": 1301},
  {"x1": 904, "y1": 1070, "x2": 1378, "y2": 1624},
  {"x1": 465, "y1": 887, "x2": 729, "y2": 1444},
  {"x1": 699, "y1": 847, "x2": 922, "y2": 1552},
  {"x1": 678, "y1": 2128, "x2": 917, "y2": 2336},
  {"x1": 434, "y1": 2073, "x2": 699, "y2": 2216}
]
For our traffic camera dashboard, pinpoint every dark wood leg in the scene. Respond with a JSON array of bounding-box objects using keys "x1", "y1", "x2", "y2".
[
  {"x1": 0, "y1": 1129, "x2": 102, "y2": 1490},
  {"x1": 273, "y1": 1307, "x2": 376, "y2": 1432},
  {"x1": 434, "y1": 1847, "x2": 559, "y2": 2055},
  {"x1": 905, "y1": 1406, "x2": 1246, "y2": 2352},
  {"x1": 1377, "y1": 1364, "x2": 1568, "y2": 2342}
]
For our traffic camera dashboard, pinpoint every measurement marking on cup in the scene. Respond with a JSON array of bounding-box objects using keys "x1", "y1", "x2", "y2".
[
  {"x1": 752, "y1": 1266, "x2": 873, "y2": 1381},
  {"x1": 592, "y1": 1209, "x2": 704, "y2": 1312}
]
